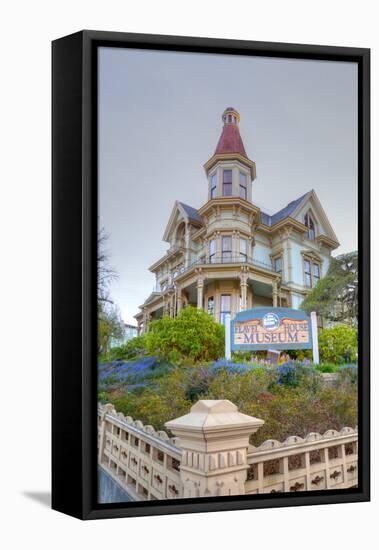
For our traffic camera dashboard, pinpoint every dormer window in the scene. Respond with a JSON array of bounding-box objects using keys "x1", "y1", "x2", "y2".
[
  {"x1": 210, "y1": 173, "x2": 217, "y2": 199},
  {"x1": 304, "y1": 212, "x2": 316, "y2": 240},
  {"x1": 239, "y1": 172, "x2": 247, "y2": 200},
  {"x1": 223, "y1": 170, "x2": 232, "y2": 196}
]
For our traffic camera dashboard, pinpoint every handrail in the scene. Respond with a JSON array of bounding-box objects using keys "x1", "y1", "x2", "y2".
[{"x1": 156, "y1": 255, "x2": 279, "y2": 291}]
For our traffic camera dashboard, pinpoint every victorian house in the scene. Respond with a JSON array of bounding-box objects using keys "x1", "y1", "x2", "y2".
[{"x1": 135, "y1": 108, "x2": 339, "y2": 333}]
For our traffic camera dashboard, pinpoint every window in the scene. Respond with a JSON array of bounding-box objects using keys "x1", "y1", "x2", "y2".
[
  {"x1": 273, "y1": 256, "x2": 282, "y2": 274},
  {"x1": 304, "y1": 212, "x2": 316, "y2": 240},
  {"x1": 222, "y1": 236, "x2": 232, "y2": 262},
  {"x1": 223, "y1": 170, "x2": 233, "y2": 196},
  {"x1": 304, "y1": 260, "x2": 312, "y2": 287},
  {"x1": 240, "y1": 238, "x2": 247, "y2": 262},
  {"x1": 207, "y1": 297, "x2": 214, "y2": 316},
  {"x1": 209, "y1": 239, "x2": 216, "y2": 263},
  {"x1": 220, "y1": 294, "x2": 231, "y2": 324},
  {"x1": 313, "y1": 263, "x2": 320, "y2": 284},
  {"x1": 239, "y1": 172, "x2": 247, "y2": 200},
  {"x1": 210, "y1": 173, "x2": 217, "y2": 199},
  {"x1": 304, "y1": 258, "x2": 321, "y2": 288}
]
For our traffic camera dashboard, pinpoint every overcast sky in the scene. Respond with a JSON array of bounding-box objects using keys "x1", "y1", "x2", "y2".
[{"x1": 99, "y1": 47, "x2": 358, "y2": 325}]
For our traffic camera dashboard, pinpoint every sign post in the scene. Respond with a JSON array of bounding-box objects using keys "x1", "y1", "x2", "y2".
[
  {"x1": 225, "y1": 313, "x2": 231, "y2": 360},
  {"x1": 310, "y1": 311, "x2": 319, "y2": 365}
]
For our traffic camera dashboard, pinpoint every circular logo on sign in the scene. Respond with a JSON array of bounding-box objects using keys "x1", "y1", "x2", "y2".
[{"x1": 262, "y1": 313, "x2": 280, "y2": 331}]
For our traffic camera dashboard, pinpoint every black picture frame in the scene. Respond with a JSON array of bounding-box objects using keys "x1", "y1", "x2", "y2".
[{"x1": 52, "y1": 30, "x2": 370, "y2": 520}]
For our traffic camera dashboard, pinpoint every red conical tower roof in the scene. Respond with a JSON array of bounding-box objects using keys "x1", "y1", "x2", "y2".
[
  {"x1": 214, "y1": 107, "x2": 247, "y2": 157},
  {"x1": 204, "y1": 108, "x2": 256, "y2": 181}
]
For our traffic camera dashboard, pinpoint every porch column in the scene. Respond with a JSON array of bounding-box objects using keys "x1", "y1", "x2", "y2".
[
  {"x1": 185, "y1": 222, "x2": 190, "y2": 267},
  {"x1": 239, "y1": 272, "x2": 248, "y2": 311},
  {"x1": 197, "y1": 277, "x2": 204, "y2": 309},
  {"x1": 169, "y1": 294, "x2": 175, "y2": 317},
  {"x1": 177, "y1": 288, "x2": 182, "y2": 314},
  {"x1": 272, "y1": 280, "x2": 278, "y2": 307},
  {"x1": 286, "y1": 235, "x2": 293, "y2": 283},
  {"x1": 143, "y1": 309, "x2": 151, "y2": 331}
]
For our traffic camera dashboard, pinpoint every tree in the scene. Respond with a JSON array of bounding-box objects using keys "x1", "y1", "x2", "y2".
[
  {"x1": 318, "y1": 325, "x2": 358, "y2": 364},
  {"x1": 98, "y1": 227, "x2": 117, "y2": 304},
  {"x1": 98, "y1": 301, "x2": 125, "y2": 355},
  {"x1": 301, "y1": 251, "x2": 358, "y2": 325},
  {"x1": 97, "y1": 227, "x2": 124, "y2": 355}
]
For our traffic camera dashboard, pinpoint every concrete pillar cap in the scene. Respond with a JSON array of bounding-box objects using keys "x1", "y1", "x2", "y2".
[{"x1": 165, "y1": 399, "x2": 264, "y2": 434}]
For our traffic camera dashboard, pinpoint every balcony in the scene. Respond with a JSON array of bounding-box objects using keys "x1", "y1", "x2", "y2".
[
  {"x1": 154, "y1": 255, "x2": 279, "y2": 294},
  {"x1": 176, "y1": 254, "x2": 277, "y2": 278}
]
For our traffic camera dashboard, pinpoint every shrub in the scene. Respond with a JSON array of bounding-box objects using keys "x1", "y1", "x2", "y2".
[
  {"x1": 100, "y1": 358, "x2": 357, "y2": 442},
  {"x1": 337, "y1": 364, "x2": 358, "y2": 385},
  {"x1": 107, "y1": 336, "x2": 147, "y2": 361},
  {"x1": 274, "y1": 361, "x2": 321, "y2": 390},
  {"x1": 144, "y1": 306, "x2": 225, "y2": 363},
  {"x1": 318, "y1": 325, "x2": 358, "y2": 364},
  {"x1": 248, "y1": 382, "x2": 357, "y2": 445},
  {"x1": 315, "y1": 363, "x2": 340, "y2": 373},
  {"x1": 231, "y1": 351, "x2": 253, "y2": 363}
]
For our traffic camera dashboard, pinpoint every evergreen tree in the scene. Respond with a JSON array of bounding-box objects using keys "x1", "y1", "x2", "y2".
[{"x1": 301, "y1": 251, "x2": 358, "y2": 325}]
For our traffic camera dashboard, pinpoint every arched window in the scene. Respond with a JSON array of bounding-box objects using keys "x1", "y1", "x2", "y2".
[{"x1": 304, "y1": 212, "x2": 316, "y2": 240}]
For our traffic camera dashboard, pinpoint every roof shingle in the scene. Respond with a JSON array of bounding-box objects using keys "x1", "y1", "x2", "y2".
[
  {"x1": 214, "y1": 124, "x2": 247, "y2": 158},
  {"x1": 260, "y1": 192, "x2": 309, "y2": 226},
  {"x1": 179, "y1": 202, "x2": 202, "y2": 223}
]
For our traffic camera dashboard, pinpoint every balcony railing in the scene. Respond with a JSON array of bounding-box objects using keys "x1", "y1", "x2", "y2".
[{"x1": 156, "y1": 255, "x2": 278, "y2": 290}]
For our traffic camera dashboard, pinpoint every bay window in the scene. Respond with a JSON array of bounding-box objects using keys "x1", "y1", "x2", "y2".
[
  {"x1": 222, "y1": 236, "x2": 232, "y2": 262},
  {"x1": 223, "y1": 170, "x2": 232, "y2": 196},
  {"x1": 209, "y1": 239, "x2": 216, "y2": 263},
  {"x1": 239, "y1": 172, "x2": 247, "y2": 200},
  {"x1": 210, "y1": 173, "x2": 217, "y2": 199},
  {"x1": 240, "y1": 238, "x2": 247, "y2": 262}
]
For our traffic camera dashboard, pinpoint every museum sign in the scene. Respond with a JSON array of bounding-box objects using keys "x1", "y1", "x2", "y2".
[{"x1": 230, "y1": 307, "x2": 313, "y2": 351}]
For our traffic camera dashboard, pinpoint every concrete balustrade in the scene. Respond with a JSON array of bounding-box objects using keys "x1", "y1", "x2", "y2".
[{"x1": 98, "y1": 400, "x2": 358, "y2": 502}]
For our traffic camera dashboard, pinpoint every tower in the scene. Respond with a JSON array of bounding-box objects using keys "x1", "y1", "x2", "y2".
[{"x1": 204, "y1": 107, "x2": 256, "y2": 202}]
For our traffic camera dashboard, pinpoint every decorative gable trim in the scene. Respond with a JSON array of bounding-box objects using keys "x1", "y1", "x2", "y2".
[
  {"x1": 162, "y1": 201, "x2": 203, "y2": 243},
  {"x1": 292, "y1": 189, "x2": 339, "y2": 245}
]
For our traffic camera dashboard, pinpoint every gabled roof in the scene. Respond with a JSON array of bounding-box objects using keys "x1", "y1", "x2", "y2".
[
  {"x1": 261, "y1": 192, "x2": 310, "y2": 226},
  {"x1": 214, "y1": 123, "x2": 248, "y2": 158},
  {"x1": 162, "y1": 200, "x2": 203, "y2": 243},
  {"x1": 260, "y1": 189, "x2": 339, "y2": 246},
  {"x1": 178, "y1": 202, "x2": 202, "y2": 223}
]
